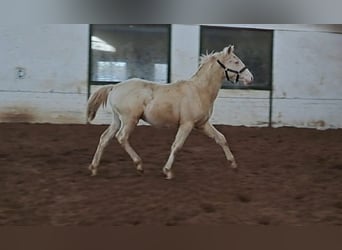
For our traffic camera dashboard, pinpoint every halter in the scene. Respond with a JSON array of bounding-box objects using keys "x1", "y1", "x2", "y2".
[{"x1": 217, "y1": 59, "x2": 248, "y2": 83}]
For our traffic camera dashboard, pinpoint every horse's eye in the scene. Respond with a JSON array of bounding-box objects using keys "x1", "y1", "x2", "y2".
[{"x1": 235, "y1": 61, "x2": 239, "y2": 65}]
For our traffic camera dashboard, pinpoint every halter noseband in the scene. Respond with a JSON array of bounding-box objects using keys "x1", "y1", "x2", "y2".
[{"x1": 217, "y1": 59, "x2": 248, "y2": 83}]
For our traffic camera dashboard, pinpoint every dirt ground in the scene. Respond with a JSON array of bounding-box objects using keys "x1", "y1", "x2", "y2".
[{"x1": 0, "y1": 123, "x2": 341, "y2": 226}]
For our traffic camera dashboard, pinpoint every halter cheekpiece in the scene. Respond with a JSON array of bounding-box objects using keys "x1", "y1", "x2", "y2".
[{"x1": 217, "y1": 59, "x2": 248, "y2": 83}]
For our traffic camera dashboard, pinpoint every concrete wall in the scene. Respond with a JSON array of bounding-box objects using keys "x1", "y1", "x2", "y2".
[
  {"x1": 272, "y1": 30, "x2": 342, "y2": 129},
  {"x1": 0, "y1": 24, "x2": 89, "y2": 123},
  {"x1": 0, "y1": 24, "x2": 341, "y2": 129}
]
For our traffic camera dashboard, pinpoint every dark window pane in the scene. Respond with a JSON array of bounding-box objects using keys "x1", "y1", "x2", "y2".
[
  {"x1": 200, "y1": 26, "x2": 273, "y2": 90},
  {"x1": 90, "y1": 24, "x2": 170, "y2": 84}
]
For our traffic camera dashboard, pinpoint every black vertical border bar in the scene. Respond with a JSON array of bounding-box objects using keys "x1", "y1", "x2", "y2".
[
  {"x1": 268, "y1": 30, "x2": 274, "y2": 127},
  {"x1": 86, "y1": 24, "x2": 92, "y2": 124},
  {"x1": 87, "y1": 24, "x2": 92, "y2": 101},
  {"x1": 199, "y1": 25, "x2": 203, "y2": 58},
  {"x1": 167, "y1": 24, "x2": 172, "y2": 83}
]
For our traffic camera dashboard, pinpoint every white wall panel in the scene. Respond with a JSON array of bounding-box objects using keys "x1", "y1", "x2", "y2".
[
  {"x1": 0, "y1": 91, "x2": 86, "y2": 123},
  {"x1": 272, "y1": 30, "x2": 342, "y2": 129},
  {"x1": 0, "y1": 24, "x2": 89, "y2": 123},
  {"x1": 273, "y1": 30, "x2": 342, "y2": 99},
  {"x1": 170, "y1": 25, "x2": 199, "y2": 82},
  {"x1": 272, "y1": 99, "x2": 342, "y2": 129},
  {"x1": 211, "y1": 90, "x2": 270, "y2": 126}
]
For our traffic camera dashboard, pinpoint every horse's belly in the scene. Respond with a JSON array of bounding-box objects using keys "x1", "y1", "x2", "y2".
[{"x1": 142, "y1": 103, "x2": 179, "y2": 128}]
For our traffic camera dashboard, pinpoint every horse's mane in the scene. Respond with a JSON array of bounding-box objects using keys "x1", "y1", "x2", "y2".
[
  {"x1": 193, "y1": 51, "x2": 226, "y2": 77},
  {"x1": 199, "y1": 51, "x2": 219, "y2": 66},
  {"x1": 190, "y1": 51, "x2": 220, "y2": 79}
]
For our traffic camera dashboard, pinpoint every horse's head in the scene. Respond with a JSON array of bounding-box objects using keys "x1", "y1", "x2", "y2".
[{"x1": 216, "y1": 45, "x2": 253, "y2": 85}]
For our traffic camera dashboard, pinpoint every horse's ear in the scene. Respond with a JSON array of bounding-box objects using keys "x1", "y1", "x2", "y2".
[{"x1": 224, "y1": 45, "x2": 234, "y2": 55}]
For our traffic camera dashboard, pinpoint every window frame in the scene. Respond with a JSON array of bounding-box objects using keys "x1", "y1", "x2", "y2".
[
  {"x1": 199, "y1": 25, "x2": 273, "y2": 91},
  {"x1": 88, "y1": 24, "x2": 172, "y2": 87}
]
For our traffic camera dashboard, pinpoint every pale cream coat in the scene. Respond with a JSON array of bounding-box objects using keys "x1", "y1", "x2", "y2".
[{"x1": 87, "y1": 45, "x2": 253, "y2": 179}]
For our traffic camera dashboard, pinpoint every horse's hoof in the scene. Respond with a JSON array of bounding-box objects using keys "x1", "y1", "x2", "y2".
[
  {"x1": 163, "y1": 168, "x2": 174, "y2": 180},
  {"x1": 88, "y1": 164, "x2": 93, "y2": 171},
  {"x1": 89, "y1": 164, "x2": 97, "y2": 176},
  {"x1": 230, "y1": 161, "x2": 238, "y2": 169},
  {"x1": 137, "y1": 168, "x2": 144, "y2": 175}
]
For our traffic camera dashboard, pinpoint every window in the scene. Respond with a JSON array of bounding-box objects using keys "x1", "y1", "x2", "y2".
[
  {"x1": 90, "y1": 24, "x2": 171, "y2": 84},
  {"x1": 200, "y1": 26, "x2": 273, "y2": 90},
  {"x1": 95, "y1": 61, "x2": 127, "y2": 82}
]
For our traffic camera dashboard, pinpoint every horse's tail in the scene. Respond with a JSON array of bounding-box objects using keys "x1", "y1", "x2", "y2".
[{"x1": 87, "y1": 85, "x2": 114, "y2": 122}]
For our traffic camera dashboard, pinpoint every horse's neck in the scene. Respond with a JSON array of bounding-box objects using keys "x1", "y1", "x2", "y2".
[{"x1": 191, "y1": 64, "x2": 223, "y2": 104}]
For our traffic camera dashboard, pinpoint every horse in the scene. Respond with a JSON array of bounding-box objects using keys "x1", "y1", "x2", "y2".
[{"x1": 87, "y1": 45, "x2": 253, "y2": 179}]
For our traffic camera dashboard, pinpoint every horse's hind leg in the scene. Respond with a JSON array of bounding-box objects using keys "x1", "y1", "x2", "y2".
[
  {"x1": 115, "y1": 117, "x2": 143, "y2": 174},
  {"x1": 89, "y1": 113, "x2": 120, "y2": 176},
  {"x1": 198, "y1": 122, "x2": 237, "y2": 169}
]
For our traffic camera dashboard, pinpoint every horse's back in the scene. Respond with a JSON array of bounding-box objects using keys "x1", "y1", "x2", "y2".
[{"x1": 108, "y1": 78, "x2": 206, "y2": 127}]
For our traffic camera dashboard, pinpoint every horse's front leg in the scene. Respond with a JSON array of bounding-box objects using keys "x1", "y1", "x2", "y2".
[
  {"x1": 163, "y1": 122, "x2": 193, "y2": 179},
  {"x1": 198, "y1": 122, "x2": 237, "y2": 169}
]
